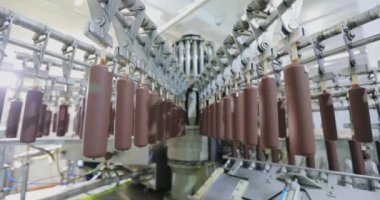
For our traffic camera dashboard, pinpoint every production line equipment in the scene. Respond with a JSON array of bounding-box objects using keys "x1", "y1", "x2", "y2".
[{"x1": 0, "y1": 0, "x2": 379, "y2": 200}]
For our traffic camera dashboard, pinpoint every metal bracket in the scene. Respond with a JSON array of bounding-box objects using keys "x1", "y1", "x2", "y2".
[
  {"x1": 62, "y1": 41, "x2": 77, "y2": 82},
  {"x1": 85, "y1": 0, "x2": 120, "y2": 48},
  {"x1": 312, "y1": 40, "x2": 326, "y2": 76},
  {"x1": 341, "y1": 26, "x2": 368, "y2": 75},
  {"x1": 0, "y1": 17, "x2": 12, "y2": 66},
  {"x1": 271, "y1": 58, "x2": 282, "y2": 86},
  {"x1": 32, "y1": 31, "x2": 49, "y2": 75}
]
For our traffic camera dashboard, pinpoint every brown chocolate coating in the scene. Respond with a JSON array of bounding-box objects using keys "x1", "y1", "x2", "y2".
[
  {"x1": 203, "y1": 107, "x2": 208, "y2": 136},
  {"x1": 318, "y1": 92, "x2": 338, "y2": 141},
  {"x1": 172, "y1": 106, "x2": 180, "y2": 137},
  {"x1": 375, "y1": 140, "x2": 380, "y2": 163},
  {"x1": 210, "y1": 103, "x2": 216, "y2": 138},
  {"x1": 65, "y1": 113, "x2": 70, "y2": 133},
  {"x1": 277, "y1": 99, "x2": 287, "y2": 138},
  {"x1": 259, "y1": 77, "x2": 279, "y2": 149},
  {"x1": 0, "y1": 87, "x2": 6, "y2": 122},
  {"x1": 82, "y1": 65, "x2": 112, "y2": 158},
  {"x1": 74, "y1": 107, "x2": 81, "y2": 135},
  {"x1": 37, "y1": 104, "x2": 47, "y2": 137},
  {"x1": 207, "y1": 104, "x2": 212, "y2": 137},
  {"x1": 216, "y1": 100, "x2": 225, "y2": 139},
  {"x1": 134, "y1": 87, "x2": 149, "y2": 147},
  {"x1": 178, "y1": 107, "x2": 186, "y2": 135},
  {"x1": 271, "y1": 148, "x2": 279, "y2": 163},
  {"x1": 223, "y1": 96, "x2": 233, "y2": 141},
  {"x1": 115, "y1": 78, "x2": 134, "y2": 150},
  {"x1": 78, "y1": 98, "x2": 86, "y2": 139},
  {"x1": 199, "y1": 108, "x2": 205, "y2": 135},
  {"x1": 348, "y1": 86, "x2": 373, "y2": 143},
  {"x1": 20, "y1": 90, "x2": 43, "y2": 143},
  {"x1": 231, "y1": 141, "x2": 237, "y2": 157},
  {"x1": 243, "y1": 145, "x2": 250, "y2": 159},
  {"x1": 157, "y1": 99, "x2": 167, "y2": 140},
  {"x1": 324, "y1": 140, "x2": 340, "y2": 171},
  {"x1": 109, "y1": 105, "x2": 115, "y2": 136},
  {"x1": 148, "y1": 92, "x2": 160, "y2": 144},
  {"x1": 284, "y1": 63, "x2": 315, "y2": 156},
  {"x1": 348, "y1": 140, "x2": 366, "y2": 175},
  {"x1": 256, "y1": 136, "x2": 265, "y2": 161},
  {"x1": 52, "y1": 112, "x2": 57, "y2": 132},
  {"x1": 165, "y1": 101, "x2": 174, "y2": 138},
  {"x1": 233, "y1": 92, "x2": 245, "y2": 142},
  {"x1": 244, "y1": 86, "x2": 258, "y2": 145},
  {"x1": 5, "y1": 99, "x2": 23, "y2": 138},
  {"x1": 57, "y1": 104, "x2": 68, "y2": 137},
  {"x1": 43, "y1": 110, "x2": 52, "y2": 136},
  {"x1": 286, "y1": 137, "x2": 295, "y2": 165},
  {"x1": 306, "y1": 156, "x2": 315, "y2": 168}
]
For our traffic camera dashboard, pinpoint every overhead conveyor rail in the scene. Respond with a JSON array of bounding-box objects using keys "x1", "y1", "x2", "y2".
[
  {"x1": 0, "y1": 5, "x2": 186, "y2": 98},
  {"x1": 197, "y1": 4, "x2": 380, "y2": 101}
]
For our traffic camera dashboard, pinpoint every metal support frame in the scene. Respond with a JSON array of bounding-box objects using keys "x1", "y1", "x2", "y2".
[
  {"x1": 0, "y1": 6, "x2": 186, "y2": 99},
  {"x1": 197, "y1": 3, "x2": 380, "y2": 101}
]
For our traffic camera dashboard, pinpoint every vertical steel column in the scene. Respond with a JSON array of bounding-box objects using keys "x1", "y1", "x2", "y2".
[
  {"x1": 192, "y1": 40, "x2": 198, "y2": 75},
  {"x1": 178, "y1": 41, "x2": 185, "y2": 73},
  {"x1": 185, "y1": 40, "x2": 191, "y2": 75},
  {"x1": 199, "y1": 41, "x2": 204, "y2": 73},
  {"x1": 20, "y1": 145, "x2": 30, "y2": 200}
]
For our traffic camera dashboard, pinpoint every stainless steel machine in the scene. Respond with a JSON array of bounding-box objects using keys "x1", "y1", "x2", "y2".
[{"x1": 0, "y1": 0, "x2": 379, "y2": 199}]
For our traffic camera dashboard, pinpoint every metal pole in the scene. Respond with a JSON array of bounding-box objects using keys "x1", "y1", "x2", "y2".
[
  {"x1": 297, "y1": 5, "x2": 380, "y2": 50},
  {"x1": 192, "y1": 40, "x2": 199, "y2": 76},
  {"x1": 185, "y1": 40, "x2": 191, "y2": 75},
  {"x1": 178, "y1": 41, "x2": 185, "y2": 73},
  {"x1": 300, "y1": 33, "x2": 380, "y2": 64},
  {"x1": 199, "y1": 41, "x2": 205, "y2": 73},
  {"x1": 20, "y1": 145, "x2": 30, "y2": 200}
]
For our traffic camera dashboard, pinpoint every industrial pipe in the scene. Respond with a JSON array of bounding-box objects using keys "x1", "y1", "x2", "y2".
[{"x1": 192, "y1": 40, "x2": 199, "y2": 75}]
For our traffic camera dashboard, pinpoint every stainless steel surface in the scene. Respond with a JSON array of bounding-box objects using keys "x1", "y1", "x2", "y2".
[{"x1": 40, "y1": 169, "x2": 151, "y2": 200}]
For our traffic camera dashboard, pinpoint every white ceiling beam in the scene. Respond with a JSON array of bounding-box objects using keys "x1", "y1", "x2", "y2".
[{"x1": 157, "y1": 0, "x2": 211, "y2": 34}]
